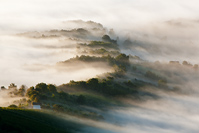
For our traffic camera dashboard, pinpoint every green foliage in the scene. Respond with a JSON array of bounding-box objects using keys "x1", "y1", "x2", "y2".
[
  {"x1": 52, "y1": 93, "x2": 55, "y2": 98},
  {"x1": 61, "y1": 54, "x2": 130, "y2": 75},
  {"x1": 113, "y1": 64, "x2": 127, "y2": 75},
  {"x1": 8, "y1": 104, "x2": 18, "y2": 108},
  {"x1": 115, "y1": 53, "x2": 129, "y2": 64},
  {"x1": 26, "y1": 87, "x2": 35, "y2": 97},
  {"x1": 102, "y1": 35, "x2": 117, "y2": 43},
  {"x1": 77, "y1": 95, "x2": 86, "y2": 104},
  {"x1": 58, "y1": 91, "x2": 69, "y2": 100},
  {"x1": 86, "y1": 78, "x2": 99, "y2": 89},
  {"x1": 85, "y1": 41, "x2": 119, "y2": 50},
  {"x1": 35, "y1": 83, "x2": 48, "y2": 93},
  {"x1": 26, "y1": 86, "x2": 40, "y2": 101},
  {"x1": 34, "y1": 97, "x2": 40, "y2": 103},
  {"x1": 18, "y1": 85, "x2": 26, "y2": 96},
  {"x1": 61, "y1": 77, "x2": 139, "y2": 97},
  {"x1": 90, "y1": 48, "x2": 120, "y2": 56},
  {"x1": 53, "y1": 104, "x2": 64, "y2": 112},
  {"x1": 47, "y1": 84, "x2": 57, "y2": 93},
  {"x1": 93, "y1": 48, "x2": 107, "y2": 54},
  {"x1": 60, "y1": 55, "x2": 117, "y2": 67},
  {"x1": 26, "y1": 83, "x2": 57, "y2": 102}
]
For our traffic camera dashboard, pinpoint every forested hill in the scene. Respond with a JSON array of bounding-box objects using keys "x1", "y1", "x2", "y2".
[{"x1": 1, "y1": 20, "x2": 199, "y2": 133}]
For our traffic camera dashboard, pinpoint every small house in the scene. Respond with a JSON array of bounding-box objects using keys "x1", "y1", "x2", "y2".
[{"x1": 32, "y1": 102, "x2": 41, "y2": 109}]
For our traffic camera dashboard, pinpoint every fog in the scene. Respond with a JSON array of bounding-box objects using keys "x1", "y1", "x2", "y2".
[
  {"x1": 0, "y1": 35, "x2": 112, "y2": 87},
  {"x1": 100, "y1": 94, "x2": 199, "y2": 133},
  {"x1": 0, "y1": 89, "x2": 22, "y2": 107},
  {"x1": 1, "y1": 0, "x2": 199, "y2": 133},
  {"x1": 120, "y1": 18, "x2": 199, "y2": 64},
  {"x1": 79, "y1": 80, "x2": 199, "y2": 133}
]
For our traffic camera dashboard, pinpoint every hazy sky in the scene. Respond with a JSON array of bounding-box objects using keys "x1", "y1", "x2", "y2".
[{"x1": 0, "y1": 0, "x2": 199, "y2": 33}]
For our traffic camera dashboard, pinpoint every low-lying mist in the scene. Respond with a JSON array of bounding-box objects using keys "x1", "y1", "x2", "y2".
[
  {"x1": 0, "y1": 34, "x2": 112, "y2": 87},
  {"x1": 0, "y1": 90, "x2": 22, "y2": 107},
  {"x1": 120, "y1": 18, "x2": 199, "y2": 64},
  {"x1": 80, "y1": 87, "x2": 199, "y2": 133}
]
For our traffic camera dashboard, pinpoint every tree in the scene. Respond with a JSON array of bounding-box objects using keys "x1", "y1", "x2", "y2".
[
  {"x1": 182, "y1": 61, "x2": 188, "y2": 65},
  {"x1": 77, "y1": 95, "x2": 86, "y2": 104},
  {"x1": 30, "y1": 94, "x2": 40, "y2": 102},
  {"x1": 86, "y1": 78, "x2": 99, "y2": 90},
  {"x1": 26, "y1": 86, "x2": 41, "y2": 102},
  {"x1": 8, "y1": 104, "x2": 18, "y2": 108},
  {"x1": 47, "y1": 84, "x2": 57, "y2": 93},
  {"x1": 102, "y1": 35, "x2": 117, "y2": 43},
  {"x1": 113, "y1": 64, "x2": 127, "y2": 75},
  {"x1": 26, "y1": 87, "x2": 35, "y2": 97},
  {"x1": 1, "y1": 86, "x2": 6, "y2": 90},
  {"x1": 35, "y1": 83, "x2": 48, "y2": 93},
  {"x1": 102, "y1": 35, "x2": 111, "y2": 42},
  {"x1": 58, "y1": 91, "x2": 69, "y2": 100},
  {"x1": 115, "y1": 53, "x2": 129, "y2": 64},
  {"x1": 8, "y1": 83, "x2": 17, "y2": 90},
  {"x1": 35, "y1": 97, "x2": 40, "y2": 103},
  {"x1": 182, "y1": 61, "x2": 192, "y2": 67},
  {"x1": 18, "y1": 85, "x2": 26, "y2": 96}
]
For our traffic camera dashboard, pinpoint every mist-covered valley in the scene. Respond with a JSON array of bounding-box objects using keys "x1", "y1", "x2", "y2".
[{"x1": 1, "y1": 0, "x2": 199, "y2": 133}]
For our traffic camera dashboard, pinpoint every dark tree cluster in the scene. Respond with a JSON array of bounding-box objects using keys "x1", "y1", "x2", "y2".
[
  {"x1": 145, "y1": 71, "x2": 167, "y2": 82},
  {"x1": 102, "y1": 35, "x2": 117, "y2": 44},
  {"x1": 26, "y1": 83, "x2": 57, "y2": 102},
  {"x1": 80, "y1": 40, "x2": 119, "y2": 50},
  {"x1": 1, "y1": 84, "x2": 26, "y2": 97},
  {"x1": 145, "y1": 71, "x2": 160, "y2": 80},
  {"x1": 60, "y1": 53, "x2": 130, "y2": 75},
  {"x1": 170, "y1": 60, "x2": 198, "y2": 70},
  {"x1": 61, "y1": 77, "x2": 138, "y2": 97}
]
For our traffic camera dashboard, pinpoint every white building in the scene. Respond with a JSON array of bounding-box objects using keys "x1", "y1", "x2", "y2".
[{"x1": 32, "y1": 102, "x2": 41, "y2": 109}]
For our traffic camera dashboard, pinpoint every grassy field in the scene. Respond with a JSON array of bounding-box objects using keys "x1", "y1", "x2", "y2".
[{"x1": 0, "y1": 107, "x2": 83, "y2": 133}]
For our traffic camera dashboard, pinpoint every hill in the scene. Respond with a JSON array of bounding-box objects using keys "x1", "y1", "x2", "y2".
[{"x1": 0, "y1": 107, "x2": 83, "y2": 133}]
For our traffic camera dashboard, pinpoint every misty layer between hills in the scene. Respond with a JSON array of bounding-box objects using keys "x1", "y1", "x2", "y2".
[
  {"x1": 0, "y1": 22, "x2": 112, "y2": 87},
  {"x1": 0, "y1": 20, "x2": 199, "y2": 133}
]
